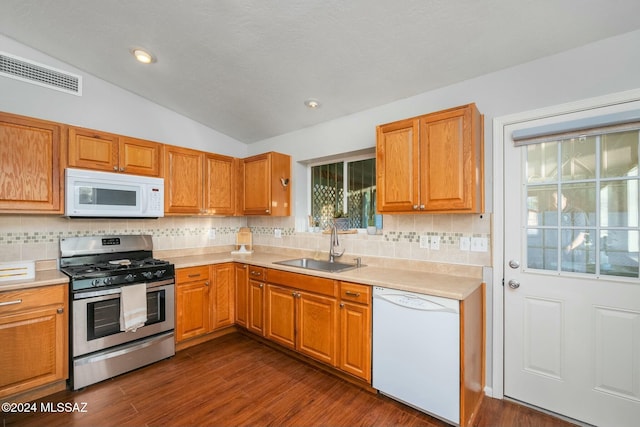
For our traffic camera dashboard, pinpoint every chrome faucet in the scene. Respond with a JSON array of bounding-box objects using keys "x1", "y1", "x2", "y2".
[{"x1": 329, "y1": 222, "x2": 345, "y2": 262}]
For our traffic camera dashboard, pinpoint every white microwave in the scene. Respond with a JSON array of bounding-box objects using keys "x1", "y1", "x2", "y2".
[{"x1": 65, "y1": 168, "x2": 164, "y2": 218}]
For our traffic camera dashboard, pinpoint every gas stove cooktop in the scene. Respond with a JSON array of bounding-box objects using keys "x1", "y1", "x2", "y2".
[{"x1": 59, "y1": 235, "x2": 175, "y2": 291}]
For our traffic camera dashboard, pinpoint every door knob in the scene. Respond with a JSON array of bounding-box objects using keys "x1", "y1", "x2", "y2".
[
  {"x1": 508, "y1": 260, "x2": 520, "y2": 269},
  {"x1": 508, "y1": 279, "x2": 520, "y2": 289}
]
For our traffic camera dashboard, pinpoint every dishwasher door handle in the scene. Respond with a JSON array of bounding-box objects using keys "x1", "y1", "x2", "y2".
[{"x1": 373, "y1": 293, "x2": 458, "y2": 313}]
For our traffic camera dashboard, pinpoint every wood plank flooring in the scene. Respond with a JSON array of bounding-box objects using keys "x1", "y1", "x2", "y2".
[{"x1": 3, "y1": 333, "x2": 577, "y2": 427}]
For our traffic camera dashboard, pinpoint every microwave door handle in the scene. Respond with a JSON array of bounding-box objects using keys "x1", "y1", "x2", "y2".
[{"x1": 141, "y1": 185, "x2": 148, "y2": 213}]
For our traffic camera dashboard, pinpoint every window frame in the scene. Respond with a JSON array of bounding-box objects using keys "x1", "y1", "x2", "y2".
[{"x1": 307, "y1": 152, "x2": 376, "y2": 230}]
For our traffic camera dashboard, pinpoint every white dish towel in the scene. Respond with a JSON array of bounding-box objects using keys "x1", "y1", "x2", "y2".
[{"x1": 119, "y1": 283, "x2": 147, "y2": 332}]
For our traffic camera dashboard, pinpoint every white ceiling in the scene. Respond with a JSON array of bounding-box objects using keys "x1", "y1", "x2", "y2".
[{"x1": 1, "y1": 0, "x2": 640, "y2": 144}]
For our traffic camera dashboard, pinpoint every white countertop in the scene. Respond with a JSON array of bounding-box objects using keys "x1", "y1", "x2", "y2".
[
  {"x1": 165, "y1": 251, "x2": 483, "y2": 300},
  {"x1": 0, "y1": 251, "x2": 484, "y2": 300}
]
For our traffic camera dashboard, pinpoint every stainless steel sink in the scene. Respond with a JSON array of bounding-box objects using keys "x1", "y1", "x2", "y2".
[{"x1": 273, "y1": 258, "x2": 361, "y2": 273}]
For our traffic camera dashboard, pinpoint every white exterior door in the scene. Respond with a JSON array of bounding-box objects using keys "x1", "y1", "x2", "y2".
[{"x1": 503, "y1": 101, "x2": 640, "y2": 426}]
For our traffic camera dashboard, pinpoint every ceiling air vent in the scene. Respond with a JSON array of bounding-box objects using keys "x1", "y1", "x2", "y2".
[{"x1": 0, "y1": 51, "x2": 82, "y2": 96}]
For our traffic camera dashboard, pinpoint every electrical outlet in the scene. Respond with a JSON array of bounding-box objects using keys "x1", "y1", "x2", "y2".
[
  {"x1": 274, "y1": 228, "x2": 282, "y2": 238},
  {"x1": 208, "y1": 229, "x2": 216, "y2": 240},
  {"x1": 459, "y1": 236, "x2": 470, "y2": 251},
  {"x1": 430, "y1": 235, "x2": 440, "y2": 250},
  {"x1": 470, "y1": 237, "x2": 488, "y2": 252},
  {"x1": 419, "y1": 235, "x2": 429, "y2": 249}
]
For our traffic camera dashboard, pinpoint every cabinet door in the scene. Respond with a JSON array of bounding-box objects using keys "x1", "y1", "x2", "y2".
[
  {"x1": 175, "y1": 275, "x2": 210, "y2": 342},
  {"x1": 119, "y1": 136, "x2": 162, "y2": 177},
  {"x1": 205, "y1": 153, "x2": 236, "y2": 215},
  {"x1": 0, "y1": 113, "x2": 63, "y2": 213},
  {"x1": 0, "y1": 285, "x2": 67, "y2": 399},
  {"x1": 419, "y1": 104, "x2": 483, "y2": 212},
  {"x1": 247, "y1": 279, "x2": 265, "y2": 335},
  {"x1": 234, "y1": 264, "x2": 248, "y2": 327},
  {"x1": 265, "y1": 284, "x2": 295, "y2": 349},
  {"x1": 68, "y1": 126, "x2": 119, "y2": 172},
  {"x1": 297, "y1": 291, "x2": 338, "y2": 366},
  {"x1": 339, "y1": 301, "x2": 371, "y2": 381},
  {"x1": 211, "y1": 263, "x2": 235, "y2": 330},
  {"x1": 376, "y1": 118, "x2": 420, "y2": 212},
  {"x1": 164, "y1": 145, "x2": 204, "y2": 214},
  {"x1": 242, "y1": 153, "x2": 271, "y2": 215}
]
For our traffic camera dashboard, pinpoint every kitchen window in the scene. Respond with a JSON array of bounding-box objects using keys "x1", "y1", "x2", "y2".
[{"x1": 310, "y1": 157, "x2": 377, "y2": 230}]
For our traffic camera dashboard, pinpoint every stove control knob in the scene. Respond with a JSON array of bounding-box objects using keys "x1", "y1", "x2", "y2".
[
  {"x1": 125, "y1": 274, "x2": 135, "y2": 282},
  {"x1": 104, "y1": 277, "x2": 113, "y2": 285},
  {"x1": 142, "y1": 271, "x2": 154, "y2": 280},
  {"x1": 155, "y1": 269, "x2": 165, "y2": 278},
  {"x1": 91, "y1": 279, "x2": 101, "y2": 287}
]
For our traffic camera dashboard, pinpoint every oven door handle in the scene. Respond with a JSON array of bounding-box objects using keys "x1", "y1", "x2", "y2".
[{"x1": 73, "y1": 278, "x2": 174, "y2": 300}]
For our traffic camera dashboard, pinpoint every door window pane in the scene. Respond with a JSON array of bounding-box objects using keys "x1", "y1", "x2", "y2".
[
  {"x1": 525, "y1": 131, "x2": 640, "y2": 278},
  {"x1": 601, "y1": 131, "x2": 639, "y2": 178}
]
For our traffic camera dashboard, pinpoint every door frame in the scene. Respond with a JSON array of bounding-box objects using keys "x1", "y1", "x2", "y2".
[{"x1": 491, "y1": 87, "x2": 640, "y2": 400}]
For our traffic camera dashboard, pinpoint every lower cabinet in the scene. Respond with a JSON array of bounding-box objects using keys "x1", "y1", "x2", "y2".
[
  {"x1": 338, "y1": 282, "x2": 371, "y2": 382},
  {"x1": 175, "y1": 263, "x2": 235, "y2": 345},
  {"x1": 175, "y1": 265, "x2": 211, "y2": 342},
  {"x1": 0, "y1": 284, "x2": 68, "y2": 401},
  {"x1": 247, "y1": 266, "x2": 266, "y2": 335}
]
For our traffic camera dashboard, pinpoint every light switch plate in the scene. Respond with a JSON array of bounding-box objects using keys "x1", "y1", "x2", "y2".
[
  {"x1": 208, "y1": 229, "x2": 216, "y2": 240},
  {"x1": 274, "y1": 228, "x2": 282, "y2": 238},
  {"x1": 470, "y1": 237, "x2": 488, "y2": 252},
  {"x1": 459, "y1": 236, "x2": 470, "y2": 251},
  {"x1": 419, "y1": 235, "x2": 429, "y2": 249}
]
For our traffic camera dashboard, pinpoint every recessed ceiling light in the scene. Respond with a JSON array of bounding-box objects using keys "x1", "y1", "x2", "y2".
[
  {"x1": 131, "y1": 48, "x2": 155, "y2": 64},
  {"x1": 304, "y1": 99, "x2": 320, "y2": 109}
]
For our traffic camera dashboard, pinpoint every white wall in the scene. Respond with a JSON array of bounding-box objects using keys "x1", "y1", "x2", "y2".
[
  {"x1": 249, "y1": 29, "x2": 640, "y2": 219},
  {"x1": 0, "y1": 34, "x2": 248, "y2": 157}
]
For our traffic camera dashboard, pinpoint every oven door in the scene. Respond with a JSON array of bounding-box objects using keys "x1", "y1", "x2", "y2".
[{"x1": 72, "y1": 279, "x2": 174, "y2": 357}]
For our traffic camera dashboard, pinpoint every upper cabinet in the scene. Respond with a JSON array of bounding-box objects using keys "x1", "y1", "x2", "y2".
[
  {"x1": 164, "y1": 145, "x2": 204, "y2": 214},
  {"x1": 205, "y1": 153, "x2": 238, "y2": 216},
  {"x1": 376, "y1": 103, "x2": 484, "y2": 214},
  {"x1": 242, "y1": 152, "x2": 291, "y2": 216},
  {"x1": 0, "y1": 112, "x2": 64, "y2": 213},
  {"x1": 68, "y1": 126, "x2": 162, "y2": 177},
  {"x1": 164, "y1": 146, "x2": 238, "y2": 215}
]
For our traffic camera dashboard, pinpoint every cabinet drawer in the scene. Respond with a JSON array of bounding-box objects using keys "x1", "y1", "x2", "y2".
[
  {"x1": 0, "y1": 284, "x2": 66, "y2": 313},
  {"x1": 176, "y1": 266, "x2": 210, "y2": 284},
  {"x1": 248, "y1": 266, "x2": 266, "y2": 280},
  {"x1": 267, "y1": 269, "x2": 337, "y2": 297},
  {"x1": 339, "y1": 282, "x2": 370, "y2": 305}
]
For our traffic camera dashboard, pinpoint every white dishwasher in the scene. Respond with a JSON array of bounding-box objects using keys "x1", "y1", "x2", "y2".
[{"x1": 372, "y1": 286, "x2": 460, "y2": 425}]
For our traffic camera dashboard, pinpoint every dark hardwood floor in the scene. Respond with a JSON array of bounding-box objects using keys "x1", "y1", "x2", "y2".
[{"x1": 3, "y1": 333, "x2": 576, "y2": 427}]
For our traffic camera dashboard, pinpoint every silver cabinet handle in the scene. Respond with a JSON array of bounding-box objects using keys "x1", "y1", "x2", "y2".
[
  {"x1": 508, "y1": 280, "x2": 520, "y2": 289},
  {"x1": 57, "y1": 307, "x2": 64, "y2": 314},
  {"x1": 259, "y1": 283, "x2": 264, "y2": 288},
  {"x1": 345, "y1": 291, "x2": 360, "y2": 297},
  {"x1": 0, "y1": 299, "x2": 22, "y2": 307}
]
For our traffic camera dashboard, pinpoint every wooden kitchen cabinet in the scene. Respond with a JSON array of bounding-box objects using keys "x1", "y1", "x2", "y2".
[
  {"x1": 242, "y1": 152, "x2": 291, "y2": 216},
  {"x1": 377, "y1": 103, "x2": 484, "y2": 213},
  {"x1": 338, "y1": 282, "x2": 371, "y2": 382},
  {"x1": 0, "y1": 284, "x2": 68, "y2": 402},
  {"x1": 68, "y1": 126, "x2": 162, "y2": 176},
  {"x1": 165, "y1": 146, "x2": 239, "y2": 215},
  {"x1": 247, "y1": 266, "x2": 266, "y2": 335},
  {"x1": 265, "y1": 269, "x2": 338, "y2": 366},
  {"x1": 164, "y1": 145, "x2": 204, "y2": 214},
  {"x1": 211, "y1": 263, "x2": 235, "y2": 330},
  {"x1": 205, "y1": 153, "x2": 238, "y2": 215},
  {"x1": 0, "y1": 112, "x2": 64, "y2": 213},
  {"x1": 234, "y1": 263, "x2": 249, "y2": 327},
  {"x1": 175, "y1": 265, "x2": 211, "y2": 342}
]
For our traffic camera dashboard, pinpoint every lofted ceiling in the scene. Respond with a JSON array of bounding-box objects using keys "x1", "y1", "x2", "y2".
[{"x1": 1, "y1": 0, "x2": 640, "y2": 144}]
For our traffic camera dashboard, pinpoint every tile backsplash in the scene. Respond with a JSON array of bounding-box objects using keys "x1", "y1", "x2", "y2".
[{"x1": 0, "y1": 213, "x2": 491, "y2": 267}]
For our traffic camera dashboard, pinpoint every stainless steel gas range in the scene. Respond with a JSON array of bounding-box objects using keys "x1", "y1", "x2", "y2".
[{"x1": 59, "y1": 235, "x2": 175, "y2": 390}]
